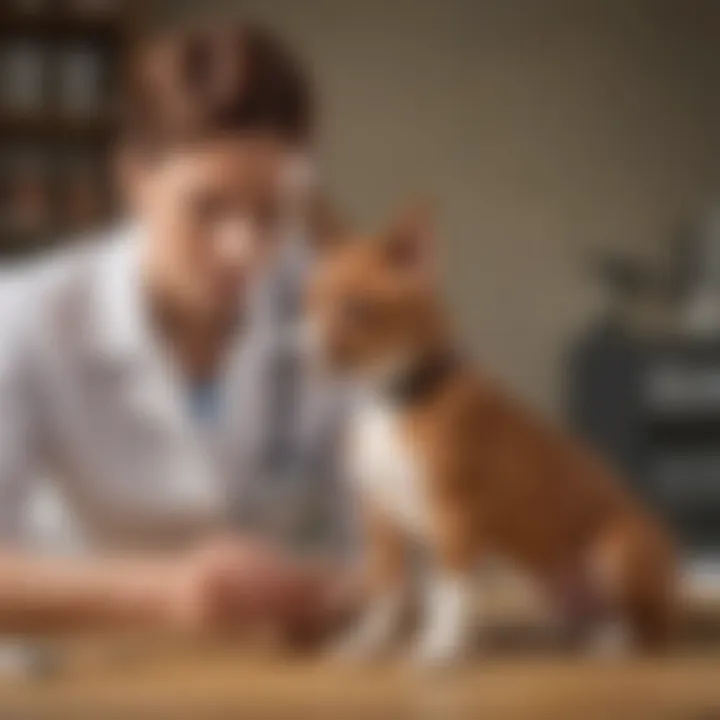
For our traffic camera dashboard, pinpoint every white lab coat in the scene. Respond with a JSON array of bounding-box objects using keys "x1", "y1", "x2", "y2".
[{"x1": 0, "y1": 225, "x2": 351, "y2": 554}]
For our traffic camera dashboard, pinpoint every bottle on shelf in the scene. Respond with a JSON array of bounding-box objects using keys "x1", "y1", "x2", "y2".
[
  {"x1": 63, "y1": 0, "x2": 120, "y2": 18},
  {"x1": 55, "y1": 44, "x2": 106, "y2": 119},
  {"x1": 0, "y1": 41, "x2": 47, "y2": 114},
  {"x1": 6, "y1": 0, "x2": 49, "y2": 15},
  {"x1": 57, "y1": 150, "x2": 108, "y2": 232},
  {"x1": 3, "y1": 146, "x2": 53, "y2": 241}
]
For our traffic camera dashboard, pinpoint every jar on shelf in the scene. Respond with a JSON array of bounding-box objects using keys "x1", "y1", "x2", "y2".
[
  {"x1": 55, "y1": 45, "x2": 107, "y2": 119},
  {"x1": 0, "y1": 146, "x2": 12, "y2": 234},
  {"x1": 58, "y1": 151, "x2": 108, "y2": 231},
  {"x1": 63, "y1": 0, "x2": 120, "y2": 17},
  {"x1": 6, "y1": 0, "x2": 49, "y2": 14},
  {"x1": 5, "y1": 148, "x2": 52, "y2": 237},
  {"x1": 0, "y1": 42, "x2": 47, "y2": 114}
]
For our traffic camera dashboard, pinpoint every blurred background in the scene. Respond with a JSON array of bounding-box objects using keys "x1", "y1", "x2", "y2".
[
  {"x1": 2, "y1": 0, "x2": 720, "y2": 553},
  {"x1": 1, "y1": 2, "x2": 720, "y2": 714}
]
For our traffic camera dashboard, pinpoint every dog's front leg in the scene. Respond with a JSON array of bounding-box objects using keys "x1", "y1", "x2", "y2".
[
  {"x1": 414, "y1": 502, "x2": 478, "y2": 666},
  {"x1": 334, "y1": 503, "x2": 408, "y2": 660}
]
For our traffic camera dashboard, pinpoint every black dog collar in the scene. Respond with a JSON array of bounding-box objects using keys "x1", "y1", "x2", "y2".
[{"x1": 383, "y1": 350, "x2": 460, "y2": 407}]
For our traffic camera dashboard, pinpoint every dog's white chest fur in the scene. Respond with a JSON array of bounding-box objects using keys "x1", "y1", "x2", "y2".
[
  {"x1": 348, "y1": 396, "x2": 429, "y2": 536},
  {"x1": 341, "y1": 395, "x2": 477, "y2": 666}
]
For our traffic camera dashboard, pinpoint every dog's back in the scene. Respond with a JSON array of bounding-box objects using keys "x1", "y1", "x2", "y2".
[{"x1": 402, "y1": 364, "x2": 676, "y2": 644}]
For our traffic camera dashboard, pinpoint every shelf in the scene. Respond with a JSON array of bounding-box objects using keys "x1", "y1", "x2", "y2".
[
  {"x1": 0, "y1": 4, "x2": 136, "y2": 260},
  {"x1": 0, "y1": 112, "x2": 115, "y2": 140},
  {"x1": 0, "y1": 12, "x2": 127, "y2": 42}
]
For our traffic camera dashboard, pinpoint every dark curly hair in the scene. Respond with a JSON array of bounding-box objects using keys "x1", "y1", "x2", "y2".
[{"x1": 121, "y1": 20, "x2": 314, "y2": 153}]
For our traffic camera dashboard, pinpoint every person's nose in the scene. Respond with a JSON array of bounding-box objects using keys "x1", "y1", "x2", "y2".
[{"x1": 215, "y1": 217, "x2": 255, "y2": 269}]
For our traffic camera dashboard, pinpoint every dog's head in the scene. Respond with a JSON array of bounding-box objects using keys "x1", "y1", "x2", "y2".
[{"x1": 306, "y1": 201, "x2": 445, "y2": 380}]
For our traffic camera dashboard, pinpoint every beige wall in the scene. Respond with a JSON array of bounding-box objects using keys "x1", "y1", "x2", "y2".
[{"x1": 162, "y1": 0, "x2": 720, "y2": 414}]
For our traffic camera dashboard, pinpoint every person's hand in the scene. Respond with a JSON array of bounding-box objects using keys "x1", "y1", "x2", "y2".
[
  {"x1": 0, "y1": 540, "x2": 355, "y2": 638},
  {"x1": 280, "y1": 559, "x2": 361, "y2": 650},
  {"x1": 161, "y1": 537, "x2": 337, "y2": 637}
]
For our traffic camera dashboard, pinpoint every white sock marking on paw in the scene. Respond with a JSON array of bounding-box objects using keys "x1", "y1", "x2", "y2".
[
  {"x1": 414, "y1": 573, "x2": 476, "y2": 666},
  {"x1": 333, "y1": 590, "x2": 404, "y2": 661},
  {"x1": 587, "y1": 618, "x2": 633, "y2": 659}
]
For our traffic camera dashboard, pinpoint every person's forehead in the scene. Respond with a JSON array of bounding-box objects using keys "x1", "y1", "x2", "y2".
[{"x1": 162, "y1": 136, "x2": 307, "y2": 185}]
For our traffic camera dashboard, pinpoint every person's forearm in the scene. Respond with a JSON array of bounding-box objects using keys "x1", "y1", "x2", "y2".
[{"x1": 0, "y1": 551, "x2": 172, "y2": 635}]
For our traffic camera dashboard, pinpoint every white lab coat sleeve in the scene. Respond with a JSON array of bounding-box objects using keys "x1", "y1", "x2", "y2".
[
  {"x1": 0, "y1": 282, "x2": 43, "y2": 544},
  {"x1": 318, "y1": 390, "x2": 361, "y2": 560}
]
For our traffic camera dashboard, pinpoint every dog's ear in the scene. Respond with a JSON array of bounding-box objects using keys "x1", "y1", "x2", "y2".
[
  {"x1": 383, "y1": 198, "x2": 436, "y2": 272},
  {"x1": 307, "y1": 191, "x2": 351, "y2": 254}
]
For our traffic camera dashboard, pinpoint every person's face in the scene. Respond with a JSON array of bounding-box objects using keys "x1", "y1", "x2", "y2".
[{"x1": 125, "y1": 136, "x2": 311, "y2": 320}]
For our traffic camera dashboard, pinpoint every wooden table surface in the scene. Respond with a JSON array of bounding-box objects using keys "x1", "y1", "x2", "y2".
[
  {"x1": 1, "y1": 582, "x2": 719, "y2": 719},
  {"x1": 0, "y1": 640, "x2": 719, "y2": 719}
]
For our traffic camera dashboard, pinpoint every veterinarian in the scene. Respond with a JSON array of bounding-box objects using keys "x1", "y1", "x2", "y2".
[{"x1": 0, "y1": 21, "x2": 353, "y2": 637}]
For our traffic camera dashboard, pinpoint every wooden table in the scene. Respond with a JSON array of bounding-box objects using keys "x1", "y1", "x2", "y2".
[
  {"x1": 0, "y1": 641, "x2": 719, "y2": 719},
  {"x1": 1, "y1": 578, "x2": 718, "y2": 719}
]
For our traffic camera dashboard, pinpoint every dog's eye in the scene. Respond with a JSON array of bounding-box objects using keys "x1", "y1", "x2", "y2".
[{"x1": 340, "y1": 296, "x2": 375, "y2": 326}]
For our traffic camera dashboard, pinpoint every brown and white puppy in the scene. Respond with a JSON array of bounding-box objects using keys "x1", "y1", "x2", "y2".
[{"x1": 306, "y1": 203, "x2": 677, "y2": 665}]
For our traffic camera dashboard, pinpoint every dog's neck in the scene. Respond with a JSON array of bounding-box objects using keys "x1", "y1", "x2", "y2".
[
  {"x1": 358, "y1": 302, "x2": 459, "y2": 407},
  {"x1": 360, "y1": 336, "x2": 460, "y2": 408},
  {"x1": 380, "y1": 349, "x2": 460, "y2": 407}
]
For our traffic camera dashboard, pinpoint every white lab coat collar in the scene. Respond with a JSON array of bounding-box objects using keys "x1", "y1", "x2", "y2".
[
  {"x1": 91, "y1": 223, "x2": 152, "y2": 367},
  {"x1": 88, "y1": 223, "x2": 235, "y2": 521},
  {"x1": 86, "y1": 222, "x2": 282, "y2": 479},
  {"x1": 90, "y1": 222, "x2": 273, "y2": 370}
]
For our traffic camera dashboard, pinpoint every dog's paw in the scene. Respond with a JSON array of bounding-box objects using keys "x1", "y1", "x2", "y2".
[
  {"x1": 411, "y1": 631, "x2": 471, "y2": 668},
  {"x1": 411, "y1": 642, "x2": 465, "y2": 668},
  {"x1": 411, "y1": 573, "x2": 476, "y2": 668},
  {"x1": 328, "y1": 593, "x2": 404, "y2": 663},
  {"x1": 330, "y1": 629, "x2": 392, "y2": 663},
  {"x1": 586, "y1": 619, "x2": 633, "y2": 660}
]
